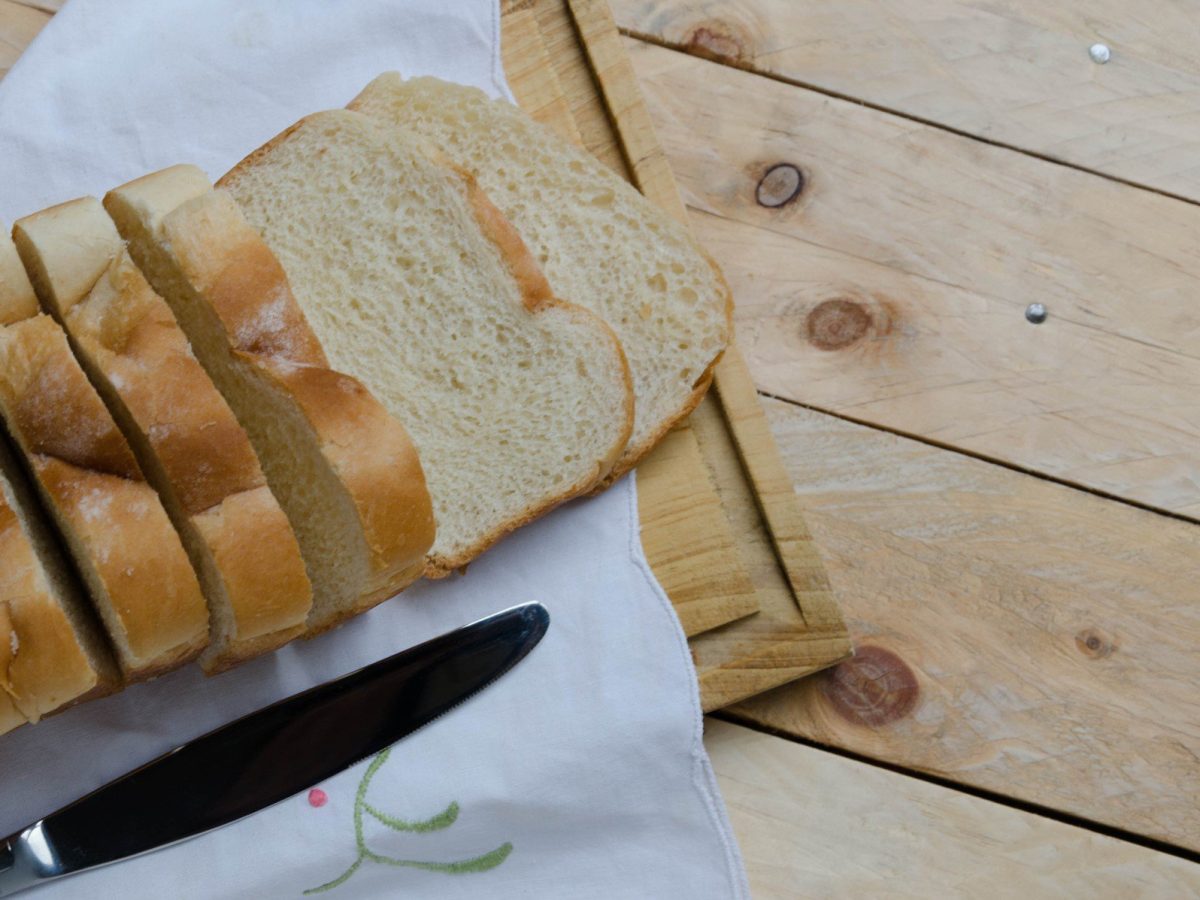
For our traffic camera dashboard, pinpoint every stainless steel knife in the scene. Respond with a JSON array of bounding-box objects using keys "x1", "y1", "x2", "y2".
[{"x1": 0, "y1": 602, "x2": 550, "y2": 897}]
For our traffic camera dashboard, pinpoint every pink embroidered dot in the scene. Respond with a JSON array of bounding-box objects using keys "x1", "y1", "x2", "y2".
[{"x1": 308, "y1": 788, "x2": 328, "y2": 808}]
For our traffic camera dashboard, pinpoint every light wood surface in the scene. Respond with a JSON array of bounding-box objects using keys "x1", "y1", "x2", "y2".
[
  {"x1": 613, "y1": 0, "x2": 1200, "y2": 204},
  {"x1": 626, "y1": 38, "x2": 1200, "y2": 519},
  {"x1": 707, "y1": 720, "x2": 1200, "y2": 897},
  {"x1": 0, "y1": 0, "x2": 48, "y2": 79},
  {"x1": 502, "y1": 2, "x2": 761, "y2": 642},
  {"x1": 730, "y1": 397, "x2": 1200, "y2": 850},
  {"x1": 524, "y1": 0, "x2": 850, "y2": 711}
]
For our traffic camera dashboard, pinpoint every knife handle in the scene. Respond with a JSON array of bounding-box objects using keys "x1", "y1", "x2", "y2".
[{"x1": 0, "y1": 825, "x2": 63, "y2": 897}]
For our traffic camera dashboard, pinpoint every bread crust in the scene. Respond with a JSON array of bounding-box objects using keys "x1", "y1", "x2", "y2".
[
  {"x1": 419, "y1": 170, "x2": 635, "y2": 576},
  {"x1": 349, "y1": 75, "x2": 733, "y2": 482},
  {"x1": 0, "y1": 307, "x2": 208, "y2": 680},
  {"x1": 107, "y1": 168, "x2": 434, "y2": 631},
  {"x1": 0, "y1": 499, "x2": 108, "y2": 723},
  {"x1": 220, "y1": 114, "x2": 633, "y2": 577},
  {"x1": 16, "y1": 199, "x2": 313, "y2": 670}
]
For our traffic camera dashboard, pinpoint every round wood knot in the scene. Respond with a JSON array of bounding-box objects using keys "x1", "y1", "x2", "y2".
[
  {"x1": 1074, "y1": 627, "x2": 1116, "y2": 659},
  {"x1": 820, "y1": 646, "x2": 919, "y2": 727},
  {"x1": 756, "y1": 163, "x2": 805, "y2": 208},
  {"x1": 806, "y1": 298, "x2": 871, "y2": 350},
  {"x1": 683, "y1": 20, "x2": 749, "y2": 65}
]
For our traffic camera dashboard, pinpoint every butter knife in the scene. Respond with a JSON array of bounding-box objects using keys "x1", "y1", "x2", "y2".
[{"x1": 0, "y1": 602, "x2": 549, "y2": 896}]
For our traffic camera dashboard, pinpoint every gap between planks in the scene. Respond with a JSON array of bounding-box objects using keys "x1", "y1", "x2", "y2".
[
  {"x1": 758, "y1": 387, "x2": 1200, "y2": 531},
  {"x1": 618, "y1": 25, "x2": 1200, "y2": 212},
  {"x1": 715, "y1": 714, "x2": 1200, "y2": 866},
  {"x1": 625, "y1": 36, "x2": 1200, "y2": 519}
]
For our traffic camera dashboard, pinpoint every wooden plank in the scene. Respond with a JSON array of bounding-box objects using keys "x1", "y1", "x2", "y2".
[
  {"x1": 532, "y1": 0, "x2": 630, "y2": 176},
  {"x1": 613, "y1": 0, "x2": 1200, "y2": 204},
  {"x1": 0, "y1": 0, "x2": 48, "y2": 80},
  {"x1": 725, "y1": 396, "x2": 1200, "y2": 850},
  {"x1": 627, "y1": 39, "x2": 1200, "y2": 518},
  {"x1": 707, "y1": 720, "x2": 1200, "y2": 898},
  {"x1": 502, "y1": 2, "x2": 760, "y2": 640}
]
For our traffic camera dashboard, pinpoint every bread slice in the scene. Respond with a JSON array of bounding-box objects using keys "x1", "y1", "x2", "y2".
[
  {"x1": 104, "y1": 166, "x2": 434, "y2": 633},
  {"x1": 348, "y1": 74, "x2": 732, "y2": 483},
  {"x1": 0, "y1": 231, "x2": 208, "y2": 680},
  {"x1": 218, "y1": 110, "x2": 633, "y2": 574},
  {"x1": 14, "y1": 199, "x2": 314, "y2": 673},
  {"x1": 0, "y1": 429, "x2": 118, "y2": 732}
]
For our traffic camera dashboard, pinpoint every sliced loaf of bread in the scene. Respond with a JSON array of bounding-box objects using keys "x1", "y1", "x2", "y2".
[
  {"x1": 0, "y1": 430, "x2": 117, "y2": 733},
  {"x1": 105, "y1": 166, "x2": 434, "y2": 633},
  {"x1": 218, "y1": 110, "x2": 633, "y2": 574},
  {"x1": 349, "y1": 74, "x2": 731, "y2": 482},
  {"x1": 0, "y1": 230, "x2": 209, "y2": 680},
  {"x1": 15, "y1": 199, "x2": 314, "y2": 673}
]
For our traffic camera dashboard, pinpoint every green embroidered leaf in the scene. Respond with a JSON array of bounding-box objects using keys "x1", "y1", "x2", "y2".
[
  {"x1": 363, "y1": 842, "x2": 514, "y2": 874},
  {"x1": 364, "y1": 800, "x2": 459, "y2": 833},
  {"x1": 303, "y1": 856, "x2": 363, "y2": 895}
]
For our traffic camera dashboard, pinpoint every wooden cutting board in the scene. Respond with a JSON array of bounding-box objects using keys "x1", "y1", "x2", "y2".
[{"x1": 501, "y1": 0, "x2": 853, "y2": 710}]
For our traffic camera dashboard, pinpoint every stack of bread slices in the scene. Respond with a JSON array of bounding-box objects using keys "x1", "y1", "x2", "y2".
[{"x1": 0, "y1": 74, "x2": 730, "y2": 735}]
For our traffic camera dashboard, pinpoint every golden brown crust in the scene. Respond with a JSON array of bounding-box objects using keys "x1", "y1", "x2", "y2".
[
  {"x1": 0, "y1": 509, "x2": 100, "y2": 720},
  {"x1": 0, "y1": 229, "x2": 38, "y2": 327},
  {"x1": 109, "y1": 169, "x2": 434, "y2": 629},
  {"x1": 221, "y1": 115, "x2": 631, "y2": 577},
  {"x1": 169, "y1": 190, "x2": 434, "y2": 587},
  {"x1": 18, "y1": 199, "x2": 314, "y2": 666},
  {"x1": 0, "y1": 310, "x2": 209, "y2": 679},
  {"x1": 191, "y1": 485, "x2": 311, "y2": 646},
  {"x1": 33, "y1": 454, "x2": 208, "y2": 678},
  {"x1": 250, "y1": 355, "x2": 433, "y2": 596}
]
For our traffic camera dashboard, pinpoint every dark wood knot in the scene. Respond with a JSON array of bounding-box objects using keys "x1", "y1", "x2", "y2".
[
  {"x1": 756, "y1": 163, "x2": 805, "y2": 208},
  {"x1": 820, "y1": 646, "x2": 919, "y2": 727},
  {"x1": 1075, "y1": 627, "x2": 1116, "y2": 659},
  {"x1": 806, "y1": 298, "x2": 871, "y2": 350},
  {"x1": 683, "y1": 20, "x2": 749, "y2": 66}
]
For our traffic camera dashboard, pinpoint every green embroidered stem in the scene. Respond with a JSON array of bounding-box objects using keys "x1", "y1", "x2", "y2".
[{"x1": 304, "y1": 750, "x2": 512, "y2": 895}]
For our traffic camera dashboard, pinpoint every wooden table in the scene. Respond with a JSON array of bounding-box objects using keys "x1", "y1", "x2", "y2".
[{"x1": 4, "y1": 0, "x2": 1200, "y2": 894}]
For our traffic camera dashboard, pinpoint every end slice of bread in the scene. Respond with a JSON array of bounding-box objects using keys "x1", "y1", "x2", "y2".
[
  {"x1": 0, "y1": 229, "x2": 209, "y2": 680},
  {"x1": 349, "y1": 73, "x2": 732, "y2": 483},
  {"x1": 0, "y1": 430, "x2": 117, "y2": 732},
  {"x1": 219, "y1": 110, "x2": 633, "y2": 574},
  {"x1": 15, "y1": 198, "x2": 314, "y2": 673},
  {"x1": 105, "y1": 166, "x2": 434, "y2": 633}
]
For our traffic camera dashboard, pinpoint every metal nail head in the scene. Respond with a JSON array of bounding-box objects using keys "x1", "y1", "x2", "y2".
[
  {"x1": 1089, "y1": 43, "x2": 1111, "y2": 64},
  {"x1": 1025, "y1": 303, "x2": 1048, "y2": 324}
]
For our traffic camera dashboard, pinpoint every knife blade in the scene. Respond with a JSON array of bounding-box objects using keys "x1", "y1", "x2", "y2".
[{"x1": 0, "y1": 601, "x2": 549, "y2": 897}]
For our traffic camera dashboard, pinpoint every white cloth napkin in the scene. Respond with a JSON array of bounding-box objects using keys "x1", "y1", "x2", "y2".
[{"x1": 0, "y1": 2, "x2": 749, "y2": 897}]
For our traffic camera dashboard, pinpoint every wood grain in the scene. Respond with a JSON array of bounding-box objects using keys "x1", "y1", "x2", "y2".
[
  {"x1": 0, "y1": 0, "x2": 48, "y2": 79},
  {"x1": 613, "y1": 0, "x2": 1200, "y2": 204},
  {"x1": 708, "y1": 720, "x2": 1200, "y2": 898},
  {"x1": 501, "y1": 2, "x2": 761, "y2": 641},
  {"x1": 568, "y1": 0, "x2": 847, "y2": 626},
  {"x1": 725, "y1": 396, "x2": 1200, "y2": 850},
  {"x1": 628, "y1": 39, "x2": 1200, "y2": 518},
  {"x1": 562, "y1": 0, "x2": 851, "y2": 708}
]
